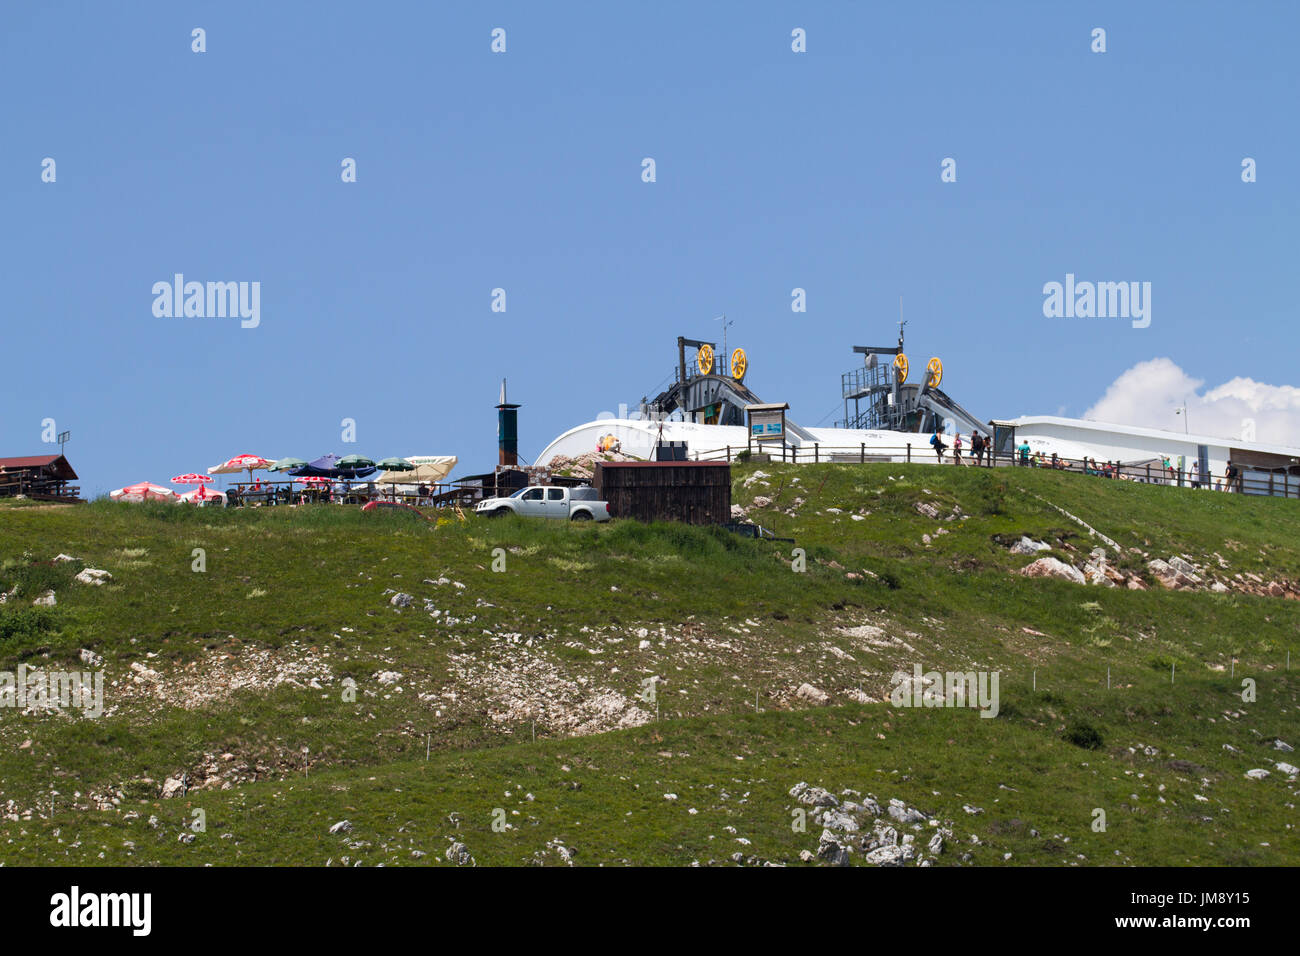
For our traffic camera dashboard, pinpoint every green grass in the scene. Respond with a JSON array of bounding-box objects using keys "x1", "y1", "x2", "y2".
[{"x1": 0, "y1": 463, "x2": 1297, "y2": 866}]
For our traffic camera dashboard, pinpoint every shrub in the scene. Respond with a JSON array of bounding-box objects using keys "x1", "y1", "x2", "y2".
[
  {"x1": 1063, "y1": 719, "x2": 1104, "y2": 750},
  {"x1": 0, "y1": 607, "x2": 59, "y2": 644}
]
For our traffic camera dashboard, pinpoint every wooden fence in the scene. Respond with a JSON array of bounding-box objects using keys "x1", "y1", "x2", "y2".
[{"x1": 688, "y1": 443, "x2": 1300, "y2": 499}]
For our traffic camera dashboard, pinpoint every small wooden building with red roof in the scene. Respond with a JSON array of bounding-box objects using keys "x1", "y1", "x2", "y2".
[{"x1": 0, "y1": 454, "x2": 81, "y2": 502}]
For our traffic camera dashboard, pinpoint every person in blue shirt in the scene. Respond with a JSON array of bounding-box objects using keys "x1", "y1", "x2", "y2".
[{"x1": 930, "y1": 428, "x2": 947, "y2": 462}]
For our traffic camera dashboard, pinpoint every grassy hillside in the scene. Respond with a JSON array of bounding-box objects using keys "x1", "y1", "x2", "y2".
[{"x1": 0, "y1": 463, "x2": 1296, "y2": 866}]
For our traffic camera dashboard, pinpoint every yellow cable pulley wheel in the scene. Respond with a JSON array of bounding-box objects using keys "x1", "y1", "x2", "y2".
[
  {"x1": 730, "y1": 347, "x2": 747, "y2": 381},
  {"x1": 926, "y1": 357, "x2": 943, "y2": 388},
  {"x1": 893, "y1": 352, "x2": 909, "y2": 383},
  {"x1": 697, "y1": 343, "x2": 714, "y2": 375}
]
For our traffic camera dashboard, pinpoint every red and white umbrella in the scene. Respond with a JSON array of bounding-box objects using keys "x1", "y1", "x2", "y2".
[
  {"x1": 110, "y1": 481, "x2": 178, "y2": 503},
  {"x1": 207, "y1": 454, "x2": 274, "y2": 482},
  {"x1": 171, "y1": 473, "x2": 213, "y2": 485},
  {"x1": 294, "y1": 476, "x2": 331, "y2": 485}
]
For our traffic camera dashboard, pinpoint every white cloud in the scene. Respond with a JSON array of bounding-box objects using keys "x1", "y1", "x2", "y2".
[{"x1": 1083, "y1": 358, "x2": 1300, "y2": 446}]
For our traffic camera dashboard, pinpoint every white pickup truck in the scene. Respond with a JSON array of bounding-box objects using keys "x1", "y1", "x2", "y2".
[{"x1": 475, "y1": 485, "x2": 611, "y2": 522}]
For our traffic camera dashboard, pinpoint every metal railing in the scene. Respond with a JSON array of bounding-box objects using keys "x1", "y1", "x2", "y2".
[{"x1": 691, "y1": 443, "x2": 1300, "y2": 500}]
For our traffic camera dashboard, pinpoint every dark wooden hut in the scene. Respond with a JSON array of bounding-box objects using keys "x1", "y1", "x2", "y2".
[{"x1": 594, "y1": 461, "x2": 731, "y2": 525}]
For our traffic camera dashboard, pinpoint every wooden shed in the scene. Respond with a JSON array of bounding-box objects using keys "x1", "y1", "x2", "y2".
[
  {"x1": 594, "y1": 461, "x2": 731, "y2": 525},
  {"x1": 0, "y1": 454, "x2": 81, "y2": 502}
]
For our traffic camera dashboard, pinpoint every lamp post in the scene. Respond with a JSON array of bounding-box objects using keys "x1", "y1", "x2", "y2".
[{"x1": 1175, "y1": 401, "x2": 1189, "y2": 434}]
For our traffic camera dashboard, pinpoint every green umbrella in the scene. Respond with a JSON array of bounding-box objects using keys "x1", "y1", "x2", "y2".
[
  {"x1": 377, "y1": 457, "x2": 415, "y2": 471},
  {"x1": 269, "y1": 457, "x2": 308, "y2": 472},
  {"x1": 337, "y1": 454, "x2": 376, "y2": 469}
]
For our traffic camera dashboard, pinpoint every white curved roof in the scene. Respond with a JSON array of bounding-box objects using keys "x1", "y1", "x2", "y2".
[
  {"x1": 536, "y1": 418, "x2": 940, "y2": 465},
  {"x1": 538, "y1": 414, "x2": 1300, "y2": 472}
]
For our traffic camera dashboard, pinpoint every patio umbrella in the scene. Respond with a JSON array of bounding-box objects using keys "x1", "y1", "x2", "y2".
[
  {"x1": 335, "y1": 455, "x2": 375, "y2": 499},
  {"x1": 290, "y1": 454, "x2": 375, "y2": 479},
  {"x1": 374, "y1": 457, "x2": 415, "y2": 500},
  {"x1": 338, "y1": 454, "x2": 376, "y2": 470},
  {"x1": 172, "y1": 473, "x2": 213, "y2": 504},
  {"x1": 269, "y1": 457, "x2": 308, "y2": 473},
  {"x1": 207, "y1": 454, "x2": 274, "y2": 483},
  {"x1": 373, "y1": 456, "x2": 457, "y2": 497},
  {"x1": 110, "y1": 481, "x2": 177, "y2": 502}
]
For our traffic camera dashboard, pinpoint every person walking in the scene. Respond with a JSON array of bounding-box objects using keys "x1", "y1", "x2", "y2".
[
  {"x1": 953, "y1": 432, "x2": 963, "y2": 465},
  {"x1": 972, "y1": 432, "x2": 985, "y2": 466},
  {"x1": 1018, "y1": 440, "x2": 1031, "y2": 467}
]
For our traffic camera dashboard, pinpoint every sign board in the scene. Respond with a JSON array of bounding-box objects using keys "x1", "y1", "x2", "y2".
[
  {"x1": 746, "y1": 403, "x2": 789, "y2": 443},
  {"x1": 990, "y1": 421, "x2": 1017, "y2": 460}
]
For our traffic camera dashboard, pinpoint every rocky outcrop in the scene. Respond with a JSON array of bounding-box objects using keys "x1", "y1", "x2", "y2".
[
  {"x1": 790, "y1": 784, "x2": 960, "y2": 867},
  {"x1": 796, "y1": 683, "x2": 830, "y2": 705},
  {"x1": 1017, "y1": 557, "x2": 1086, "y2": 585}
]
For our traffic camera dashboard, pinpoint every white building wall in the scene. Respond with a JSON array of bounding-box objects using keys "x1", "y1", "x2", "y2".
[
  {"x1": 537, "y1": 415, "x2": 1300, "y2": 487},
  {"x1": 1012, "y1": 422, "x2": 1227, "y2": 472}
]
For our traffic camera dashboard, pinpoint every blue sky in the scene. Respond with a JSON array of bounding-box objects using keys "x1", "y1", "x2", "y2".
[{"x1": 4, "y1": 2, "x2": 1298, "y2": 496}]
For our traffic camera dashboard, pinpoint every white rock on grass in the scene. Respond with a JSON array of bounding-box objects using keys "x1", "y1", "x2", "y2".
[
  {"x1": 817, "y1": 830, "x2": 851, "y2": 866},
  {"x1": 74, "y1": 568, "x2": 112, "y2": 586},
  {"x1": 887, "y1": 799, "x2": 926, "y2": 825},
  {"x1": 445, "y1": 842, "x2": 474, "y2": 866},
  {"x1": 789, "y1": 782, "x2": 838, "y2": 808},
  {"x1": 796, "y1": 683, "x2": 829, "y2": 705},
  {"x1": 1017, "y1": 557, "x2": 1086, "y2": 586},
  {"x1": 864, "y1": 845, "x2": 908, "y2": 866},
  {"x1": 1010, "y1": 537, "x2": 1051, "y2": 555}
]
